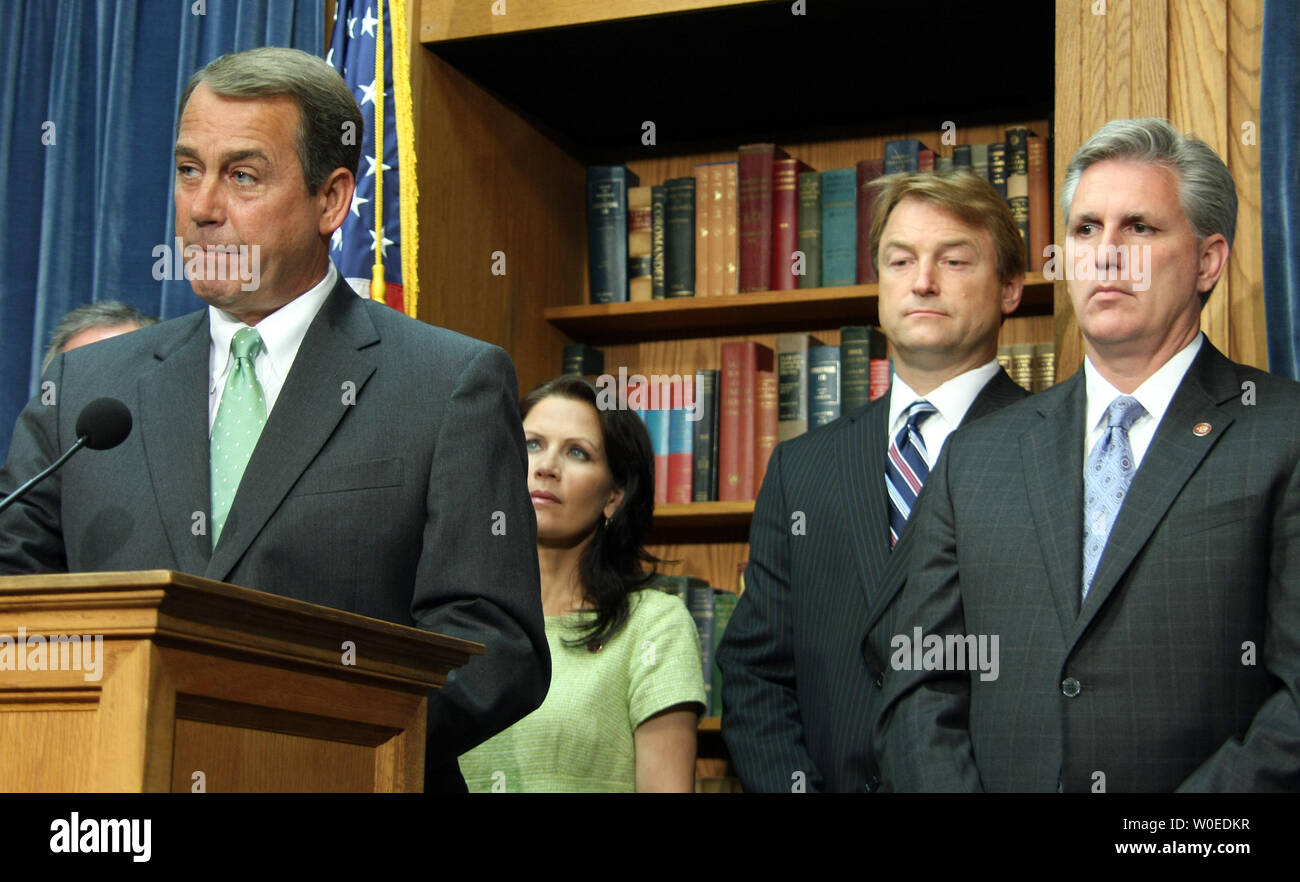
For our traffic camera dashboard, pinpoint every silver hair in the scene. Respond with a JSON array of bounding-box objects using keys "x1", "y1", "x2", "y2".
[
  {"x1": 1061, "y1": 117, "x2": 1238, "y2": 249},
  {"x1": 43, "y1": 301, "x2": 158, "y2": 374}
]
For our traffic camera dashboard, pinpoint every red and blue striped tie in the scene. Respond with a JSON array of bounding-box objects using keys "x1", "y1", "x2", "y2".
[{"x1": 886, "y1": 400, "x2": 936, "y2": 549}]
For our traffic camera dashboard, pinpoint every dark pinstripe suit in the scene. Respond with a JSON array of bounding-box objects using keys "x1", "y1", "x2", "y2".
[
  {"x1": 716, "y1": 368, "x2": 1026, "y2": 792},
  {"x1": 875, "y1": 341, "x2": 1300, "y2": 792}
]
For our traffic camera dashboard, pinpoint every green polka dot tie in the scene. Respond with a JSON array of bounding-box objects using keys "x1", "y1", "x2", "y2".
[{"x1": 210, "y1": 328, "x2": 267, "y2": 547}]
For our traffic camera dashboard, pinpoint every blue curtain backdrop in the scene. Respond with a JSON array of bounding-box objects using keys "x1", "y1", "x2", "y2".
[
  {"x1": 1262, "y1": 0, "x2": 1300, "y2": 379},
  {"x1": 0, "y1": 0, "x2": 321, "y2": 457}
]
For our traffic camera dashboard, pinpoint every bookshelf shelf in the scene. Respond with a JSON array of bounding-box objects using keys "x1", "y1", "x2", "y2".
[
  {"x1": 653, "y1": 501, "x2": 754, "y2": 528},
  {"x1": 698, "y1": 716, "x2": 721, "y2": 732},
  {"x1": 547, "y1": 274, "x2": 1055, "y2": 343},
  {"x1": 420, "y1": 0, "x2": 768, "y2": 43}
]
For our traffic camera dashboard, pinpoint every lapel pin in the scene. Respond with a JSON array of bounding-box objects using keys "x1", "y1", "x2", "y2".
[{"x1": 1192, "y1": 422, "x2": 1211, "y2": 436}]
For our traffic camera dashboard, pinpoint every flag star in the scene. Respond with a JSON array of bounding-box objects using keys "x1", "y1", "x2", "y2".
[
  {"x1": 369, "y1": 227, "x2": 395, "y2": 260},
  {"x1": 347, "y1": 15, "x2": 357, "y2": 38},
  {"x1": 358, "y1": 79, "x2": 380, "y2": 107},
  {"x1": 326, "y1": 47, "x2": 335, "y2": 67},
  {"x1": 331, "y1": 227, "x2": 344, "y2": 251},
  {"x1": 361, "y1": 7, "x2": 379, "y2": 37},
  {"x1": 350, "y1": 193, "x2": 370, "y2": 218},
  {"x1": 364, "y1": 154, "x2": 392, "y2": 179}
]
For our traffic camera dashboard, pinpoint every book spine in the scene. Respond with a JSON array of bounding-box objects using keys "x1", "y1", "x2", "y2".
[
  {"x1": 808, "y1": 345, "x2": 842, "y2": 427},
  {"x1": 668, "y1": 394, "x2": 694, "y2": 504},
  {"x1": 692, "y1": 370, "x2": 719, "y2": 502},
  {"x1": 562, "y1": 343, "x2": 604, "y2": 376},
  {"x1": 665, "y1": 177, "x2": 697, "y2": 298},
  {"x1": 971, "y1": 143, "x2": 990, "y2": 182},
  {"x1": 952, "y1": 144, "x2": 973, "y2": 168},
  {"x1": 988, "y1": 141, "x2": 1008, "y2": 201},
  {"x1": 855, "y1": 158, "x2": 885, "y2": 284},
  {"x1": 1005, "y1": 128, "x2": 1031, "y2": 267},
  {"x1": 650, "y1": 185, "x2": 667, "y2": 299},
  {"x1": 821, "y1": 169, "x2": 857, "y2": 287},
  {"x1": 755, "y1": 369, "x2": 778, "y2": 493},
  {"x1": 707, "y1": 590, "x2": 738, "y2": 723},
  {"x1": 776, "y1": 333, "x2": 813, "y2": 442},
  {"x1": 628, "y1": 185, "x2": 653, "y2": 302},
  {"x1": 1027, "y1": 134, "x2": 1051, "y2": 275},
  {"x1": 1010, "y1": 343, "x2": 1035, "y2": 391},
  {"x1": 586, "y1": 166, "x2": 637, "y2": 303},
  {"x1": 723, "y1": 162, "x2": 739, "y2": 294},
  {"x1": 797, "y1": 171, "x2": 822, "y2": 289},
  {"x1": 840, "y1": 325, "x2": 872, "y2": 414},
  {"x1": 1033, "y1": 342, "x2": 1056, "y2": 392},
  {"x1": 884, "y1": 139, "x2": 923, "y2": 174},
  {"x1": 770, "y1": 158, "x2": 805, "y2": 291},
  {"x1": 709, "y1": 163, "x2": 725, "y2": 296},
  {"x1": 918, "y1": 148, "x2": 935, "y2": 172},
  {"x1": 868, "y1": 327, "x2": 890, "y2": 401},
  {"x1": 688, "y1": 586, "x2": 716, "y2": 716},
  {"x1": 645, "y1": 406, "x2": 671, "y2": 505},
  {"x1": 694, "y1": 169, "x2": 711, "y2": 297},
  {"x1": 739, "y1": 144, "x2": 785, "y2": 292},
  {"x1": 718, "y1": 342, "x2": 745, "y2": 501}
]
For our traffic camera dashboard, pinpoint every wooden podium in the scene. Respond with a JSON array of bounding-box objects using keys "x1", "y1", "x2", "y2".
[{"x1": 0, "y1": 570, "x2": 483, "y2": 792}]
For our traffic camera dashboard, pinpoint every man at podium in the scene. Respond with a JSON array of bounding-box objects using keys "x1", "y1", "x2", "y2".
[{"x1": 0, "y1": 47, "x2": 549, "y2": 792}]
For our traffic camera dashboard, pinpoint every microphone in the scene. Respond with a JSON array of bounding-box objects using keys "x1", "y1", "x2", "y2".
[{"x1": 0, "y1": 397, "x2": 132, "y2": 516}]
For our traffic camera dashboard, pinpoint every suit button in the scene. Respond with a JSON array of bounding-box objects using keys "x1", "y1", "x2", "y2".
[{"x1": 1061, "y1": 677, "x2": 1082, "y2": 698}]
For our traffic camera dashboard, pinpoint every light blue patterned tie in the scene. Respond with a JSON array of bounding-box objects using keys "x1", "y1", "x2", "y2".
[
  {"x1": 210, "y1": 328, "x2": 267, "y2": 547},
  {"x1": 1081, "y1": 395, "x2": 1146, "y2": 601}
]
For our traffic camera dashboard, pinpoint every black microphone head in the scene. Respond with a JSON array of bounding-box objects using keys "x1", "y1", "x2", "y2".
[{"x1": 75, "y1": 398, "x2": 133, "y2": 450}]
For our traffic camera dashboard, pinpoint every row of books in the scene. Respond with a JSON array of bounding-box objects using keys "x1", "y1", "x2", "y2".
[
  {"x1": 653, "y1": 573, "x2": 742, "y2": 719},
  {"x1": 565, "y1": 328, "x2": 891, "y2": 503},
  {"x1": 586, "y1": 127, "x2": 1051, "y2": 304},
  {"x1": 999, "y1": 343, "x2": 1056, "y2": 394}
]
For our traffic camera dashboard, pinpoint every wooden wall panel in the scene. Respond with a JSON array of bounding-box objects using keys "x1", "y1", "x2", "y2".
[{"x1": 1053, "y1": 0, "x2": 1264, "y2": 379}]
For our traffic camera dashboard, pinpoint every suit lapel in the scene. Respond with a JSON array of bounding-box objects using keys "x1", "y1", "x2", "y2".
[
  {"x1": 138, "y1": 312, "x2": 212, "y2": 576},
  {"x1": 1021, "y1": 373, "x2": 1088, "y2": 636},
  {"x1": 1076, "y1": 342, "x2": 1239, "y2": 632},
  {"x1": 838, "y1": 394, "x2": 893, "y2": 613},
  {"x1": 205, "y1": 280, "x2": 379, "y2": 583},
  {"x1": 865, "y1": 369, "x2": 1027, "y2": 635}
]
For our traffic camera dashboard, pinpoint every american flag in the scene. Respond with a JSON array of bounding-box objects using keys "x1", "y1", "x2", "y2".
[{"x1": 327, "y1": 0, "x2": 418, "y2": 316}]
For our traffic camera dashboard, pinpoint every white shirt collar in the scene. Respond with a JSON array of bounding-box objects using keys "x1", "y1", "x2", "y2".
[
  {"x1": 888, "y1": 359, "x2": 1003, "y2": 432},
  {"x1": 1084, "y1": 332, "x2": 1203, "y2": 436},
  {"x1": 209, "y1": 262, "x2": 338, "y2": 380}
]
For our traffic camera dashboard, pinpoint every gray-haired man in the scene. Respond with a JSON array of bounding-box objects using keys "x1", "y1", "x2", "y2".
[{"x1": 875, "y1": 117, "x2": 1300, "y2": 792}]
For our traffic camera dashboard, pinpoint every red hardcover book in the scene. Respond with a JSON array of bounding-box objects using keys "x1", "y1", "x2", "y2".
[
  {"x1": 918, "y1": 149, "x2": 935, "y2": 172},
  {"x1": 1028, "y1": 135, "x2": 1051, "y2": 274},
  {"x1": 738, "y1": 144, "x2": 789, "y2": 292},
  {"x1": 755, "y1": 370, "x2": 779, "y2": 491},
  {"x1": 855, "y1": 158, "x2": 886, "y2": 284},
  {"x1": 719, "y1": 341, "x2": 775, "y2": 500},
  {"x1": 771, "y1": 157, "x2": 813, "y2": 291}
]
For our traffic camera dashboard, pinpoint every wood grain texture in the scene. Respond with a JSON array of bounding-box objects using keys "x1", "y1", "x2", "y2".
[
  {"x1": 420, "y1": 0, "x2": 770, "y2": 42},
  {"x1": 1227, "y1": 0, "x2": 1266, "y2": 369}
]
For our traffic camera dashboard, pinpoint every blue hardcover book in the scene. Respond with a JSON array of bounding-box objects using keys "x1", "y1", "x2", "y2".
[
  {"x1": 668, "y1": 401, "x2": 694, "y2": 503},
  {"x1": 809, "y1": 344, "x2": 842, "y2": 427},
  {"x1": 688, "y1": 585, "x2": 716, "y2": 715},
  {"x1": 820, "y1": 169, "x2": 857, "y2": 287},
  {"x1": 587, "y1": 165, "x2": 640, "y2": 303},
  {"x1": 884, "y1": 139, "x2": 930, "y2": 174}
]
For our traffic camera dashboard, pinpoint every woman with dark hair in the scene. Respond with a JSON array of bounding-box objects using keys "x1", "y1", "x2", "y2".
[{"x1": 458, "y1": 375, "x2": 706, "y2": 792}]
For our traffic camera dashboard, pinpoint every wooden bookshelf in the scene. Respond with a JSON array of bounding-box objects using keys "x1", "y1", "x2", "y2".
[
  {"x1": 546, "y1": 274, "x2": 1056, "y2": 343},
  {"x1": 420, "y1": 0, "x2": 769, "y2": 42}
]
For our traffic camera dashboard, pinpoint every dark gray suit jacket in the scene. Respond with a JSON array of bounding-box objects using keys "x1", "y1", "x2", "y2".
[
  {"x1": 0, "y1": 278, "x2": 550, "y2": 790},
  {"x1": 716, "y1": 368, "x2": 1027, "y2": 792},
  {"x1": 875, "y1": 341, "x2": 1300, "y2": 792}
]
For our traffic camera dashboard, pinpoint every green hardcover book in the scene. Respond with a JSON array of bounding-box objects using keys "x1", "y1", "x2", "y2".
[
  {"x1": 711, "y1": 590, "x2": 739, "y2": 717},
  {"x1": 840, "y1": 325, "x2": 874, "y2": 415},
  {"x1": 796, "y1": 170, "x2": 822, "y2": 289},
  {"x1": 651, "y1": 185, "x2": 667, "y2": 299}
]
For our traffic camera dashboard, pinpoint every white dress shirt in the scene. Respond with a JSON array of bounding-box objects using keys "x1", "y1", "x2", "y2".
[
  {"x1": 1082, "y1": 332, "x2": 1203, "y2": 471},
  {"x1": 208, "y1": 262, "x2": 340, "y2": 435},
  {"x1": 886, "y1": 359, "x2": 1003, "y2": 467}
]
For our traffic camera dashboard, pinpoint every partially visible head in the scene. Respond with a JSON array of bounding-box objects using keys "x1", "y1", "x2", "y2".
[
  {"x1": 42, "y1": 301, "x2": 159, "y2": 374},
  {"x1": 520, "y1": 374, "x2": 659, "y2": 648},
  {"x1": 1061, "y1": 119, "x2": 1233, "y2": 368},
  {"x1": 869, "y1": 170, "x2": 1024, "y2": 385},
  {"x1": 174, "y1": 48, "x2": 361, "y2": 323}
]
